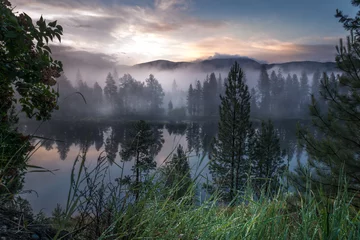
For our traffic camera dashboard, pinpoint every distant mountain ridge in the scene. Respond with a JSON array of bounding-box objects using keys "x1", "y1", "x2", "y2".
[{"x1": 131, "y1": 58, "x2": 338, "y2": 74}]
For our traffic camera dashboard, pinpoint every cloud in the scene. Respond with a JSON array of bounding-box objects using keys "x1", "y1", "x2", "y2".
[{"x1": 154, "y1": 0, "x2": 192, "y2": 11}]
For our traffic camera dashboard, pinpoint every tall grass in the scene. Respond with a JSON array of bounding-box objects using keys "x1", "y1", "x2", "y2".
[{"x1": 51, "y1": 149, "x2": 360, "y2": 240}]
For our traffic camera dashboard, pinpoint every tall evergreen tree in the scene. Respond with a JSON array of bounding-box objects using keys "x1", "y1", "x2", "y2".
[
  {"x1": 120, "y1": 120, "x2": 162, "y2": 200},
  {"x1": 299, "y1": 71, "x2": 310, "y2": 116},
  {"x1": 209, "y1": 62, "x2": 253, "y2": 201},
  {"x1": 311, "y1": 69, "x2": 322, "y2": 110},
  {"x1": 162, "y1": 144, "x2": 192, "y2": 200},
  {"x1": 258, "y1": 65, "x2": 271, "y2": 116},
  {"x1": 168, "y1": 100, "x2": 173, "y2": 112},
  {"x1": 187, "y1": 84, "x2": 195, "y2": 116},
  {"x1": 145, "y1": 74, "x2": 165, "y2": 114},
  {"x1": 194, "y1": 80, "x2": 202, "y2": 116},
  {"x1": 276, "y1": 70, "x2": 286, "y2": 117},
  {"x1": 292, "y1": 74, "x2": 301, "y2": 116},
  {"x1": 250, "y1": 120, "x2": 286, "y2": 197},
  {"x1": 250, "y1": 88, "x2": 258, "y2": 116},
  {"x1": 295, "y1": 2, "x2": 360, "y2": 203},
  {"x1": 203, "y1": 73, "x2": 218, "y2": 116},
  {"x1": 104, "y1": 73, "x2": 118, "y2": 112},
  {"x1": 93, "y1": 82, "x2": 103, "y2": 112},
  {"x1": 269, "y1": 70, "x2": 278, "y2": 114}
]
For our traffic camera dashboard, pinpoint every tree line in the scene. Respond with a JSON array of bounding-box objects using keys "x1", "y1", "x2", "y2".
[{"x1": 186, "y1": 67, "x2": 340, "y2": 119}]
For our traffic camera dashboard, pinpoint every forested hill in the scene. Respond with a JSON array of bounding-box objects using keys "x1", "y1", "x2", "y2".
[{"x1": 132, "y1": 58, "x2": 337, "y2": 74}]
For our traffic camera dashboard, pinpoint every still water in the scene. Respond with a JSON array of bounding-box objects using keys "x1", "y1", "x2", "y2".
[{"x1": 19, "y1": 120, "x2": 306, "y2": 214}]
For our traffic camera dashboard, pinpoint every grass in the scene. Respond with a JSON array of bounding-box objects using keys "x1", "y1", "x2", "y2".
[{"x1": 47, "y1": 149, "x2": 360, "y2": 240}]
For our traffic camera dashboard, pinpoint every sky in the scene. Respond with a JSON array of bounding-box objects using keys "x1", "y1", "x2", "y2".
[{"x1": 11, "y1": 0, "x2": 357, "y2": 66}]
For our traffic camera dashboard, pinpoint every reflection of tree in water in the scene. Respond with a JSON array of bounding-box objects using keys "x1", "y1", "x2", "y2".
[
  {"x1": 19, "y1": 120, "x2": 310, "y2": 168},
  {"x1": 200, "y1": 122, "x2": 218, "y2": 155},
  {"x1": 150, "y1": 123, "x2": 165, "y2": 156},
  {"x1": 20, "y1": 121, "x2": 107, "y2": 160},
  {"x1": 186, "y1": 123, "x2": 201, "y2": 155},
  {"x1": 56, "y1": 141, "x2": 72, "y2": 160},
  {"x1": 105, "y1": 128, "x2": 118, "y2": 164},
  {"x1": 165, "y1": 122, "x2": 187, "y2": 136}
]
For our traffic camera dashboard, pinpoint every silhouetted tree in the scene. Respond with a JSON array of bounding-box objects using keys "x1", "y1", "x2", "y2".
[
  {"x1": 120, "y1": 120, "x2": 160, "y2": 200},
  {"x1": 194, "y1": 80, "x2": 203, "y2": 116},
  {"x1": 258, "y1": 65, "x2": 271, "y2": 116},
  {"x1": 145, "y1": 74, "x2": 165, "y2": 115},
  {"x1": 104, "y1": 73, "x2": 118, "y2": 112},
  {"x1": 187, "y1": 84, "x2": 195, "y2": 116},
  {"x1": 250, "y1": 120, "x2": 286, "y2": 197},
  {"x1": 162, "y1": 144, "x2": 192, "y2": 200},
  {"x1": 299, "y1": 71, "x2": 310, "y2": 116},
  {"x1": 295, "y1": 3, "x2": 360, "y2": 203},
  {"x1": 168, "y1": 100, "x2": 173, "y2": 112},
  {"x1": 209, "y1": 62, "x2": 253, "y2": 201}
]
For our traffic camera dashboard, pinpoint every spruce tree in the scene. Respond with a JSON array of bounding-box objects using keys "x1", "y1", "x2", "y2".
[
  {"x1": 145, "y1": 74, "x2": 165, "y2": 114},
  {"x1": 120, "y1": 120, "x2": 161, "y2": 200},
  {"x1": 104, "y1": 73, "x2": 118, "y2": 112},
  {"x1": 168, "y1": 100, "x2": 173, "y2": 112},
  {"x1": 250, "y1": 120, "x2": 286, "y2": 197},
  {"x1": 295, "y1": 1, "x2": 360, "y2": 203},
  {"x1": 258, "y1": 65, "x2": 271, "y2": 116},
  {"x1": 187, "y1": 84, "x2": 195, "y2": 116},
  {"x1": 300, "y1": 71, "x2": 310, "y2": 116},
  {"x1": 194, "y1": 80, "x2": 202, "y2": 116},
  {"x1": 209, "y1": 62, "x2": 253, "y2": 201},
  {"x1": 162, "y1": 144, "x2": 192, "y2": 200}
]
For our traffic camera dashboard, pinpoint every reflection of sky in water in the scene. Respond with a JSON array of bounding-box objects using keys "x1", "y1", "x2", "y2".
[{"x1": 22, "y1": 124, "x2": 306, "y2": 214}]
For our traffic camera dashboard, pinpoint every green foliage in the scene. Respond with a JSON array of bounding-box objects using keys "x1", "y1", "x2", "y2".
[
  {"x1": 161, "y1": 144, "x2": 192, "y2": 200},
  {"x1": 104, "y1": 73, "x2": 118, "y2": 110},
  {"x1": 258, "y1": 65, "x2": 271, "y2": 115},
  {"x1": 187, "y1": 83, "x2": 195, "y2": 116},
  {"x1": 294, "y1": 2, "x2": 360, "y2": 204},
  {"x1": 250, "y1": 120, "x2": 286, "y2": 197},
  {"x1": 58, "y1": 153, "x2": 360, "y2": 240},
  {"x1": 0, "y1": 1, "x2": 63, "y2": 197},
  {"x1": 120, "y1": 120, "x2": 164, "y2": 200},
  {"x1": 145, "y1": 74, "x2": 165, "y2": 114},
  {"x1": 209, "y1": 62, "x2": 253, "y2": 201},
  {"x1": 0, "y1": 0, "x2": 63, "y2": 122}
]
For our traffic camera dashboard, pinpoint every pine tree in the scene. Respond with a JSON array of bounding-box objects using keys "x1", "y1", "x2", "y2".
[
  {"x1": 299, "y1": 71, "x2": 310, "y2": 116},
  {"x1": 311, "y1": 69, "x2": 321, "y2": 97},
  {"x1": 203, "y1": 73, "x2": 218, "y2": 116},
  {"x1": 295, "y1": 2, "x2": 360, "y2": 202},
  {"x1": 120, "y1": 120, "x2": 161, "y2": 200},
  {"x1": 250, "y1": 120, "x2": 286, "y2": 197},
  {"x1": 194, "y1": 80, "x2": 202, "y2": 116},
  {"x1": 168, "y1": 100, "x2": 173, "y2": 112},
  {"x1": 292, "y1": 74, "x2": 301, "y2": 117},
  {"x1": 162, "y1": 144, "x2": 192, "y2": 200},
  {"x1": 276, "y1": 69, "x2": 286, "y2": 117},
  {"x1": 269, "y1": 70, "x2": 278, "y2": 114},
  {"x1": 104, "y1": 73, "x2": 118, "y2": 112},
  {"x1": 258, "y1": 65, "x2": 271, "y2": 116},
  {"x1": 145, "y1": 74, "x2": 165, "y2": 114},
  {"x1": 284, "y1": 73, "x2": 293, "y2": 118},
  {"x1": 250, "y1": 88, "x2": 258, "y2": 117},
  {"x1": 187, "y1": 84, "x2": 195, "y2": 116},
  {"x1": 93, "y1": 82, "x2": 103, "y2": 110},
  {"x1": 209, "y1": 62, "x2": 253, "y2": 201}
]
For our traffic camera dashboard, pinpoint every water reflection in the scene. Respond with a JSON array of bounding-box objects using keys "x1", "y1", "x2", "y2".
[{"x1": 19, "y1": 120, "x2": 307, "y2": 213}]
